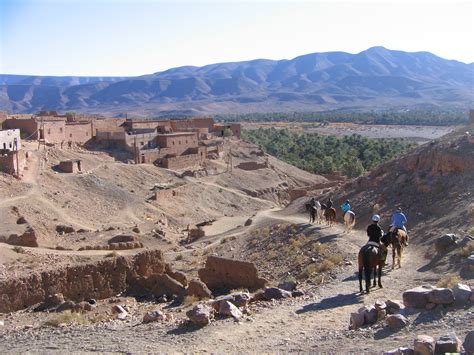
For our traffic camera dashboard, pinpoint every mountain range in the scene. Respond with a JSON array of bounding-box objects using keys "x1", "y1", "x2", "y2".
[{"x1": 1, "y1": 47, "x2": 473, "y2": 116}]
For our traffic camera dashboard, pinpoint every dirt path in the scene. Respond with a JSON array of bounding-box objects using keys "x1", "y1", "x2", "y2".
[{"x1": 0, "y1": 210, "x2": 450, "y2": 353}]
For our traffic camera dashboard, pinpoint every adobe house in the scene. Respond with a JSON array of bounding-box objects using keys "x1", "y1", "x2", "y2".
[
  {"x1": 213, "y1": 123, "x2": 241, "y2": 138},
  {"x1": 58, "y1": 159, "x2": 82, "y2": 173},
  {"x1": 0, "y1": 129, "x2": 23, "y2": 176}
]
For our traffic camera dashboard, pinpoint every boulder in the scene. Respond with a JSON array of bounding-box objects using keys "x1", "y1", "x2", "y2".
[
  {"x1": 434, "y1": 234, "x2": 457, "y2": 254},
  {"x1": 56, "y1": 301, "x2": 76, "y2": 312},
  {"x1": 244, "y1": 218, "x2": 252, "y2": 226},
  {"x1": 143, "y1": 310, "x2": 166, "y2": 323},
  {"x1": 463, "y1": 331, "x2": 474, "y2": 355},
  {"x1": 413, "y1": 335, "x2": 435, "y2": 355},
  {"x1": 292, "y1": 290, "x2": 305, "y2": 297},
  {"x1": 385, "y1": 299, "x2": 403, "y2": 314},
  {"x1": 385, "y1": 314, "x2": 409, "y2": 330},
  {"x1": 452, "y1": 283, "x2": 472, "y2": 304},
  {"x1": 16, "y1": 216, "x2": 27, "y2": 224},
  {"x1": 213, "y1": 292, "x2": 251, "y2": 310},
  {"x1": 165, "y1": 265, "x2": 188, "y2": 287},
  {"x1": 218, "y1": 300, "x2": 242, "y2": 320},
  {"x1": 264, "y1": 287, "x2": 292, "y2": 300},
  {"x1": 427, "y1": 288, "x2": 454, "y2": 305},
  {"x1": 186, "y1": 304, "x2": 213, "y2": 326},
  {"x1": 434, "y1": 334, "x2": 461, "y2": 354},
  {"x1": 278, "y1": 280, "x2": 298, "y2": 292},
  {"x1": 349, "y1": 312, "x2": 365, "y2": 330},
  {"x1": 7, "y1": 228, "x2": 39, "y2": 247},
  {"x1": 403, "y1": 287, "x2": 431, "y2": 308},
  {"x1": 132, "y1": 227, "x2": 141, "y2": 234},
  {"x1": 198, "y1": 256, "x2": 268, "y2": 292},
  {"x1": 359, "y1": 305, "x2": 378, "y2": 324},
  {"x1": 186, "y1": 279, "x2": 212, "y2": 300},
  {"x1": 56, "y1": 225, "x2": 75, "y2": 234},
  {"x1": 133, "y1": 273, "x2": 186, "y2": 298}
]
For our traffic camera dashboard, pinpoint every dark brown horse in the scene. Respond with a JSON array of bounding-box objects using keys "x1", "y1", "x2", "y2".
[
  {"x1": 384, "y1": 229, "x2": 407, "y2": 269},
  {"x1": 321, "y1": 203, "x2": 336, "y2": 225},
  {"x1": 358, "y1": 239, "x2": 390, "y2": 293}
]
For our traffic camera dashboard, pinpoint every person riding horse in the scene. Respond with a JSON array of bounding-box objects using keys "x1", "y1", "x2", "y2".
[
  {"x1": 366, "y1": 214, "x2": 387, "y2": 260},
  {"x1": 326, "y1": 197, "x2": 333, "y2": 209},
  {"x1": 390, "y1": 207, "x2": 408, "y2": 246},
  {"x1": 341, "y1": 200, "x2": 351, "y2": 217}
]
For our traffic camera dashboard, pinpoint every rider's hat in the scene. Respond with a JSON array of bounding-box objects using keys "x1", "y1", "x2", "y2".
[
  {"x1": 396, "y1": 207, "x2": 402, "y2": 212},
  {"x1": 372, "y1": 214, "x2": 380, "y2": 222}
]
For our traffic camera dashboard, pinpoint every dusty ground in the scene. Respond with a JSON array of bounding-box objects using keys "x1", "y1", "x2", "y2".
[{"x1": 0, "y1": 130, "x2": 472, "y2": 353}]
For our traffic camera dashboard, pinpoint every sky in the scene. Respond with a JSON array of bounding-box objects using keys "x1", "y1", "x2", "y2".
[{"x1": 0, "y1": 0, "x2": 473, "y2": 77}]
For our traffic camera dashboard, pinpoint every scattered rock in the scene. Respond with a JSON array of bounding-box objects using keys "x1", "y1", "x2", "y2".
[
  {"x1": 413, "y1": 335, "x2": 435, "y2": 355},
  {"x1": 165, "y1": 265, "x2": 188, "y2": 287},
  {"x1": 292, "y1": 290, "x2": 305, "y2": 297},
  {"x1": 186, "y1": 304, "x2": 213, "y2": 326},
  {"x1": 56, "y1": 301, "x2": 76, "y2": 312},
  {"x1": 213, "y1": 292, "x2": 251, "y2": 310},
  {"x1": 45, "y1": 293, "x2": 65, "y2": 308},
  {"x1": 425, "y1": 302, "x2": 436, "y2": 310},
  {"x1": 264, "y1": 287, "x2": 292, "y2": 300},
  {"x1": 16, "y1": 216, "x2": 27, "y2": 224},
  {"x1": 435, "y1": 334, "x2": 462, "y2": 354},
  {"x1": 113, "y1": 305, "x2": 128, "y2": 320},
  {"x1": 132, "y1": 227, "x2": 140, "y2": 234},
  {"x1": 108, "y1": 235, "x2": 138, "y2": 244},
  {"x1": 244, "y1": 218, "x2": 252, "y2": 226},
  {"x1": 385, "y1": 314, "x2": 409, "y2": 330},
  {"x1": 143, "y1": 310, "x2": 166, "y2": 323},
  {"x1": 349, "y1": 312, "x2": 365, "y2": 330},
  {"x1": 403, "y1": 287, "x2": 431, "y2": 308},
  {"x1": 434, "y1": 234, "x2": 457, "y2": 254},
  {"x1": 427, "y1": 288, "x2": 454, "y2": 305},
  {"x1": 198, "y1": 256, "x2": 268, "y2": 292},
  {"x1": 56, "y1": 225, "x2": 75, "y2": 234},
  {"x1": 452, "y1": 283, "x2": 472, "y2": 304},
  {"x1": 186, "y1": 279, "x2": 212, "y2": 300},
  {"x1": 463, "y1": 331, "x2": 474, "y2": 355},
  {"x1": 278, "y1": 280, "x2": 297, "y2": 292},
  {"x1": 218, "y1": 300, "x2": 242, "y2": 320},
  {"x1": 385, "y1": 299, "x2": 403, "y2": 314},
  {"x1": 359, "y1": 305, "x2": 378, "y2": 324}
]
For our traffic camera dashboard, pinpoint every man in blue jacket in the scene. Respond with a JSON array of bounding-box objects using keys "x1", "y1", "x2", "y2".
[
  {"x1": 341, "y1": 200, "x2": 351, "y2": 216},
  {"x1": 391, "y1": 207, "x2": 408, "y2": 246}
]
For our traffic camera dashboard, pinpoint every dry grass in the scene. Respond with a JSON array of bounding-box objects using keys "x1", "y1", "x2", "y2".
[
  {"x1": 312, "y1": 242, "x2": 328, "y2": 255},
  {"x1": 182, "y1": 295, "x2": 200, "y2": 306},
  {"x1": 327, "y1": 253, "x2": 344, "y2": 265},
  {"x1": 104, "y1": 251, "x2": 118, "y2": 258},
  {"x1": 175, "y1": 254, "x2": 184, "y2": 261},
  {"x1": 459, "y1": 241, "x2": 474, "y2": 258},
  {"x1": 436, "y1": 274, "x2": 462, "y2": 288},
  {"x1": 44, "y1": 311, "x2": 89, "y2": 327}
]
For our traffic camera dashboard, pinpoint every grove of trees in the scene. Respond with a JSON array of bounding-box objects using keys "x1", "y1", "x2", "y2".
[{"x1": 242, "y1": 128, "x2": 416, "y2": 177}]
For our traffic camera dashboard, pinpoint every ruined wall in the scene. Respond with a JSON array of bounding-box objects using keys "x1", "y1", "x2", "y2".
[
  {"x1": 0, "y1": 150, "x2": 26, "y2": 175},
  {"x1": 0, "y1": 250, "x2": 165, "y2": 313},
  {"x1": 236, "y1": 162, "x2": 267, "y2": 171},
  {"x1": 3, "y1": 118, "x2": 38, "y2": 139},
  {"x1": 154, "y1": 188, "x2": 176, "y2": 200},
  {"x1": 213, "y1": 123, "x2": 241, "y2": 138},
  {"x1": 162, "y1": 153, "x2": 203, "y2": 170},
  {"x1": 65, "y1": 122, "x2": 92, "y2": 144}
]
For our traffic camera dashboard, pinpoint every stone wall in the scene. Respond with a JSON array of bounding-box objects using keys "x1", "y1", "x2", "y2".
[
  {"x1": 0, "y1": 150, "x2": 26, "y2": 175},
  {"x1": 2, "y1": 118, "x2": 38, "y2": 139},
  {"x1": 65, "y1": 122, "x2": 93, "y2": 143},
  {"x1": 0, "y1": 250, "x2": 166, "y2": 313},
  {"x1": 162, "y1": 153, "x2": 204, "y2": 170}
]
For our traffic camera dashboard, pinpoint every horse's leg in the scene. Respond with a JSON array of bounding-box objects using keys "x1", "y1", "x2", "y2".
[
  {"x1": 372, "y1": 267, "x2": 377, "y2": 287},
  {"x1": 392, "y1": 247, "x2": 396, "y2": 270},
  {"x1": 365, "y1": 267, "x2": 371, "y2": 293},
  {"x1": 398, "y1": 246, "x2": 402, "y2": 268},
  {"x1": 378, "y1": 264, "x2": 383, "y2": 288}
]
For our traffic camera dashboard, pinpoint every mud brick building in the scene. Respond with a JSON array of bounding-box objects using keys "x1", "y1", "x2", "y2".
[{"x1": 0, "y1": 129, "x2": 25, "y2": 176}]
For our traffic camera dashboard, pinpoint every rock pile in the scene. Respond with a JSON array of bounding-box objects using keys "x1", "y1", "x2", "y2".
[
  {"x1": 349, "y1": 299, "x2": 404, "y2": 330},
  {"x1": 403, "y1": 283, "x2": 472, "y2": 309},
  {"x1": 384, "y1": 332, "x2": 468, "y2": 355}
]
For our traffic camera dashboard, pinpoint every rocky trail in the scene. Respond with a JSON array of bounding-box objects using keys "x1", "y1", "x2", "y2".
[{"x1": 2, "y1": 211, "x2": 463, "y2": 353}]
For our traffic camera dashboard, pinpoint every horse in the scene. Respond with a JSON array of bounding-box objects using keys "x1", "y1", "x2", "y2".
[
  {"x1": 343, "y1": 210, "x2": 356, "y2": 233},
  {"x1": 383, "y1": 228, "x2": 407, "y2": 269},
  {"x1": 305, "y1": 200, "x2": 322, "y2": 224},
  {"x1": 321, "y1": 203, "x2": 336, "y2": 225},
  {"x1": 357, "y1": 239, "x2": 389, "y2": 293}
]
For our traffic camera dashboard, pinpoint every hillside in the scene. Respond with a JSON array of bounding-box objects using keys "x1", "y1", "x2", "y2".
[{"x1": 1, "y1": 47, "x2": 473, "y2": 115}]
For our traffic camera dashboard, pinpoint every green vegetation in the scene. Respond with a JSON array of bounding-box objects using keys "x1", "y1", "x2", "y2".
[
  {"x1": 243, "y1": 128, "x2": 415, "y2": 177},
  {"x1": 216, "y1": 109, "x2": 467, "y2": 126}
]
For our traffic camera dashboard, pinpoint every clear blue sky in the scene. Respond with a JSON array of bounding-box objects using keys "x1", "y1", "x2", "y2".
[{"x1": 1, "y1": 0, "x2": 473, "y2": 76}]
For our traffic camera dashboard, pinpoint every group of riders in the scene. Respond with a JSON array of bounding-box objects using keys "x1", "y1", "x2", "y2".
[{"x1": 309, "y1": 196, "x2": 409, "y2": 260}]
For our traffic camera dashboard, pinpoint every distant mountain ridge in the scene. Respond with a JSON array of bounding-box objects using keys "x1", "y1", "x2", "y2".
[{"x1": 0, "y1": 47, "x2": 472, "y2": 116}]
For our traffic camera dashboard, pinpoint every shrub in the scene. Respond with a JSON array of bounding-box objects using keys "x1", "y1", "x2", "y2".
[
  {"x1": 12, "y1": 246, "x2": 26, "y2": 254},
  {"x1": 436, "y1": 274, "x2": 462, "y2": 288},
  {"x1": 459, "y1": 241, "x2": 474, "y2": 258},
  {"x1": 44, "y1": 311, "x2": 89, "y2": 327},
  {"x1": 104, "y1": 251, "x2": 118, "y2": 258},
  {"x1": 175, "y1": 254, "x2": 184, "y2": 261}
]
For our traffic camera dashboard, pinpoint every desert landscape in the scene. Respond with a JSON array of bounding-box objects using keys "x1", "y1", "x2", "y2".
[{"x1": 0, "y1": 112, "x2": 473, "y2": 353}]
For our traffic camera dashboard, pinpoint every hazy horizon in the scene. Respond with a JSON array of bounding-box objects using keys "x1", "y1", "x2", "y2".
[{"x1": 1, "y1": 0, "x2": 473, "y2": 76}]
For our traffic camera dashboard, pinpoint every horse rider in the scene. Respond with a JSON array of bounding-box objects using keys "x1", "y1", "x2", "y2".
[
  {"x1": 341, "y1": 200, "x2": 351, "y2": 216},
  {"x1": 366, "y1": 214, "x2": 387, "y2": 259},
  {"x1": 310, "y1": 197, "x2": 317, "y2": 207},
  {"x1": 326, "y1": 197, "x2": 333, "y2": 209},
  {"x1": 390, "y1": 207, "x2": 408, "y2": 246}
]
